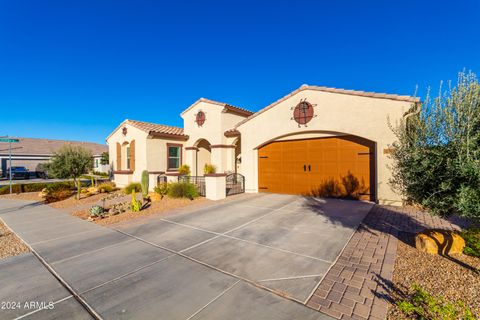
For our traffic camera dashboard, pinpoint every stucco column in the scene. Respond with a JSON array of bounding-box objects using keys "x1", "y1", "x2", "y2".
[
  {"x1": 224, "y1": 147, "x2": 236, "y2": 173},
  {"x1": 205, "y1": 173, "x2": 227, "y2": 200},
  {"x1": 210, "y1": 147, "x2": 224, "y2": 173},
  {"x1": 185, "y1": 147, "x2": 198, "y2": 175}
]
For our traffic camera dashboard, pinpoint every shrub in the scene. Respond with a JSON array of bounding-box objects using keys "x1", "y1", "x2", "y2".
[
  {"x1": 178, "y1": 164, "x2": 191, "y2": 176},
  {"x1": 390, "y1": 71, "x2": 480, "y2": 218},
  {"x1": 89, "y1": 205, "x2": 105, "y2": 218},
  {"x1": 141, "y1": 170, "x2": 149, "y2": 198},
  {"x1": 43, "y1": 182, "x2": 75, "y2": 203},
  {"x1": 93, "y1": 171, "x2": 109, "y2": 177},
  {"x1": 398, "y1": 284, "x2": 475, "y2": 320},
  {"x1": 0, "y1": 182, "x2": 52, "y2": 195},
  {"x1": 203, "y1": 164, "x2": 216, "y2": 174},
  {"x1": 153, "y1": 182, "x2": 169, "y2": 199},
  {"x1": 460, "y1": 228, "x2": 480, "y2": 257},
  {"x1": 130, "y1": 190, "x2": 141, "y2": 212},
  {"x1": 124, "y1": 182, "x2": 141, "y2": 194},
  {"x1": 167, "y1": 182, "x2": 198, "y2": 199},
  {"x1": 97, "y1": 181, "x2": 116, "y2": 193}
]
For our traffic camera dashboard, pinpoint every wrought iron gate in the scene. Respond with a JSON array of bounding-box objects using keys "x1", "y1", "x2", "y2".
[
  {"x1": 178, "y1": 175, "x2": 206, "y2": 197},
  {"x1": 226, "y1": 173, "x2": 245, "y2": 196}
]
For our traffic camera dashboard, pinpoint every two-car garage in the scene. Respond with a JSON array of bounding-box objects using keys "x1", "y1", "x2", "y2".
[{"x1": 257, "y1": 136, "x2": 375, "y2": 201}]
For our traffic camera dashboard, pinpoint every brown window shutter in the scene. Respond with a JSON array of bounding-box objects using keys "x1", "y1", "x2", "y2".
[
  {"x1": 130, "y1": 140, "x2": 136, "y2": 171},
  {"x1": 116, "y1": 142, "x2": 122, "y2": 171}
]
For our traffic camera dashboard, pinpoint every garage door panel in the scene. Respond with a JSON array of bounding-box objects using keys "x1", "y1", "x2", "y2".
[{"x1": 258, "y1": 136, "x2": 374, "y2": 201}]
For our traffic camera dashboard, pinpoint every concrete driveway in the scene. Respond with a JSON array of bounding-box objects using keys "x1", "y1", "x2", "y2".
[{"x1": 0, "y1": 193, "x2": 373, "y2": 319}]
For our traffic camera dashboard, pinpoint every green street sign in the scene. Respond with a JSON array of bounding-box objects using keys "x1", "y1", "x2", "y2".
[{"x1": 0, "y1": 138, "x2": 19, "y2": 143}]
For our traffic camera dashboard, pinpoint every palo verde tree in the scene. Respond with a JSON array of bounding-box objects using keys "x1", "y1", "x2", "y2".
[
  {"x1": 389, "y1": 71, "x2": 480, "y2": 219},
  {"x1": 46, "y1": 145, "x2": 94, "y2": 199}
]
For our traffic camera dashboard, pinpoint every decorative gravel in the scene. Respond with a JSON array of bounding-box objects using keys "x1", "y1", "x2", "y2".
[
  {"x1": 0, "y1": 220, "x2": 29, "y2": 260},
  {"x1": 387, "y1": 232, "x2": 480, "y2": 319},
  {"x1": 73, "y1": 196, "x2": 209, "y2": 226}
]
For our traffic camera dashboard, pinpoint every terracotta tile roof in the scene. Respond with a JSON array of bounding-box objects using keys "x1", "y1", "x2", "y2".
[
  {"x1": 181, "y1": 98, "x2": 253, "y2": 117},
  {"x1": 235, "y1": 85, "x2": 420, "y2": 128},
  {"x1": 0, "y1": 137, "x2": 107, "y2": 156},
  {"x1": 126, "y1": 119, "x2": 185, "y2": 136},
  {"x1": 224, "y1": 129, "x2": 241, "y2": 137}
]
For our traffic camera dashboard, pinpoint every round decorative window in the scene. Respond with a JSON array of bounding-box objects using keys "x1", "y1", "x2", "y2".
[
  {"x1": 122, "y1": 127, "x2": 128, "y2": 135},
  {"x1": 293, "y1": 101, "x2": 314, "y2": 125},
  {"x1": 195, "y1": 111, "x2": 206, "y2": 127}
]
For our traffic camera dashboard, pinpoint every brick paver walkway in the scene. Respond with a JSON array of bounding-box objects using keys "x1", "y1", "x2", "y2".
[{"x1": 306, "y1": 205, "x2": 470, "y2": 319}]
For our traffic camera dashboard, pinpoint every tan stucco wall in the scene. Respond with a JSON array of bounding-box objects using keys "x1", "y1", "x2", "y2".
[
  {"x1": 145, "y1": 139, "x2": 185, "y2": 173},
  {"x1": 237, "y1": 89, "x2": 413, "y2": 205},
  {"x1": 107, "y1": 124, "x2": 148, "y2": 186},
  {"x1": 107, "y1": 122, "x2": 185, "y2": 188},
  {"x1": 182, "y1": 101, "x2": 246, "y2": 174}
]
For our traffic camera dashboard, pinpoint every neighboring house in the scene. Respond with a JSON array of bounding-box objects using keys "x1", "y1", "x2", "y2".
[
  {"x1": 0, "y1": 137, "x2": 110, "y2": 177},
  {"x1": 106, "y1": 85, "x2": 419, "y2": 205}
]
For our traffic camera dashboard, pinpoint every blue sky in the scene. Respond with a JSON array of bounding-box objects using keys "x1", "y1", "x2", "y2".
[{"x1": 0, "y1": 0, "x2": 478, "y2": 144}]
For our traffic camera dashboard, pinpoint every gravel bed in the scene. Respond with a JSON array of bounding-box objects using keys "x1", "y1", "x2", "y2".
[
  {"x1": 387, "y1": 232, "x2": 480, "y2": 319},
  {"x1": 73, "y1": 196, "x2": 209, "y2": 226},
  {"x1": 0, "y1": 220, "x2": 29, "y2": 260}
]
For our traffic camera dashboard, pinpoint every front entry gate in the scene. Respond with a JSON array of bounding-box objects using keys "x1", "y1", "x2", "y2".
[{"x1": 226, "y1": 173, "x2": 245, "y2": 196}]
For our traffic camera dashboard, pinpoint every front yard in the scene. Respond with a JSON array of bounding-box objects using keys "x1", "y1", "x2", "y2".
[{"x1": 388, "y1": 232, "x2": 480, "y2": 319}]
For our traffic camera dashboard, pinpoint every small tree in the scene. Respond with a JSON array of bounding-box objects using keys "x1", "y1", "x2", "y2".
[
  {"x1": 390, "y1": 71, "x2": 480, "y2": 218},
  {"x1": 46, "y1": 145, "x2": 93, "y2": 199},
  {"x1": 100, "y1": 152, "x2": 109, "y2": 165}
]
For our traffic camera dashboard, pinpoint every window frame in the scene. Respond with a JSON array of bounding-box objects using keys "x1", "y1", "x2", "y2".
[
  {"x1": 126, "y1": 146, "x2": 131, "y2": 170},
  {"x1": 167, "y1": 143, "x2": 182, "y2": 171}
]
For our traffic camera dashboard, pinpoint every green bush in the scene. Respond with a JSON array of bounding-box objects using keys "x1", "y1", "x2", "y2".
[
  {"x1": 0, "y1": 182, "x2": 50, "y2": 195},
  {"x1": 93, "y1": 171, "x2": 109, "y2": 177},
  {"x1": 97, "y1": 181, "x2": 116, "y2": 193},
  {"x1": 203, "y1": 164, "x2": 216, "y2": 174},
  {"x1": 398, "y1": 284, "x2": 475, "y2": 320},
  {"x1": 44, "y1": 182, "x2": 74, "y2": 203},
  {"x1": 167, "y1": 182, "x2": 198, "y2": 199},
  {"x1": 124, "y1": 182, "x2": 141, "y2": 194},
  {"x1": 178, "y1": 164, "x2": 191, "y2": 176},
  {"x1": 390, "y1": 71, "x2": 480, "y2": 218},
  {"x1": 460, "y1": 228, "x2": 480, "y2": 257},
  {"x1": 153, "y1": 182, "x2": 169, "y2": 199},
  {"x1": 45, "y1": 182, "x2": 74, "y2": 193}
]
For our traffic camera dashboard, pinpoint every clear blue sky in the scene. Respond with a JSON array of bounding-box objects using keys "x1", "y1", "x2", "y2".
[{"x1": 1, "y1": 0, "x2": 478, "y2": 144}]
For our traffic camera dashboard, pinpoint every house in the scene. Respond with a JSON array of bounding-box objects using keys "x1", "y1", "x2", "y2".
[
  {"x1": 106, "y1": 85, "x2": 419, "y2": 205},
  {"x1": 0, "y1": 137, "x2": 109, "y2": 177}
]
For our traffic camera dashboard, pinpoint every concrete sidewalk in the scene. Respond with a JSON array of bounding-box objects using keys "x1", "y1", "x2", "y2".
[{"x1": 0, "y1": 197, "x2": 336, "y2": 320}]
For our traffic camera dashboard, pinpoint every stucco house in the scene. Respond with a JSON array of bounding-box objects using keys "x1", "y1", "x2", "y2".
[{"x1": 106, "y1": 85, "x2": 419, "y2": 205}]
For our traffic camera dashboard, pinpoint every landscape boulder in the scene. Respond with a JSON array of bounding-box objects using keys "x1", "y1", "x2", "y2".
[{"x1": 415, "y1": 229, "x2": 465, "y2": 255}]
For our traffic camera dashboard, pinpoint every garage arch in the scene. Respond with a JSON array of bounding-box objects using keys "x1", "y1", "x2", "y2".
[{"x1": 257, "y1": 131, "x2": 377, "y2": 202}]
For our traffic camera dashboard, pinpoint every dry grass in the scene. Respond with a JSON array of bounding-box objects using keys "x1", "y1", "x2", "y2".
[
  {"x1": 387, "y1": 233, "x2": 480, "y2": 319},
  {"x1": 73, "y1": 196, "x2": 209, "y2": 226},
  {"x1": 0, "y1": 220, "x2": 29, "y2": 260}
]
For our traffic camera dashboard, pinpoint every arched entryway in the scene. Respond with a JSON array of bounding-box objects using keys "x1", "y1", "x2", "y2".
[
  {"x1": 194, "y1": 139, "x2": 211, "y2": 176},
  {"x1": 257, "y1": 134, "x2": 376, "y2": 201}
]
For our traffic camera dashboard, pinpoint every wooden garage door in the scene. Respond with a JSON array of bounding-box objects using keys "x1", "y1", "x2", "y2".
[{"x1": 258, "y1": 136, "x2": 374, "y2": 201}]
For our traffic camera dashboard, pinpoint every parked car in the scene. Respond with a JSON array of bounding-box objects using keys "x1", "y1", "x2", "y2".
[{"x1": 6, "y1": 166, "x2": 30, "y2": 180}]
